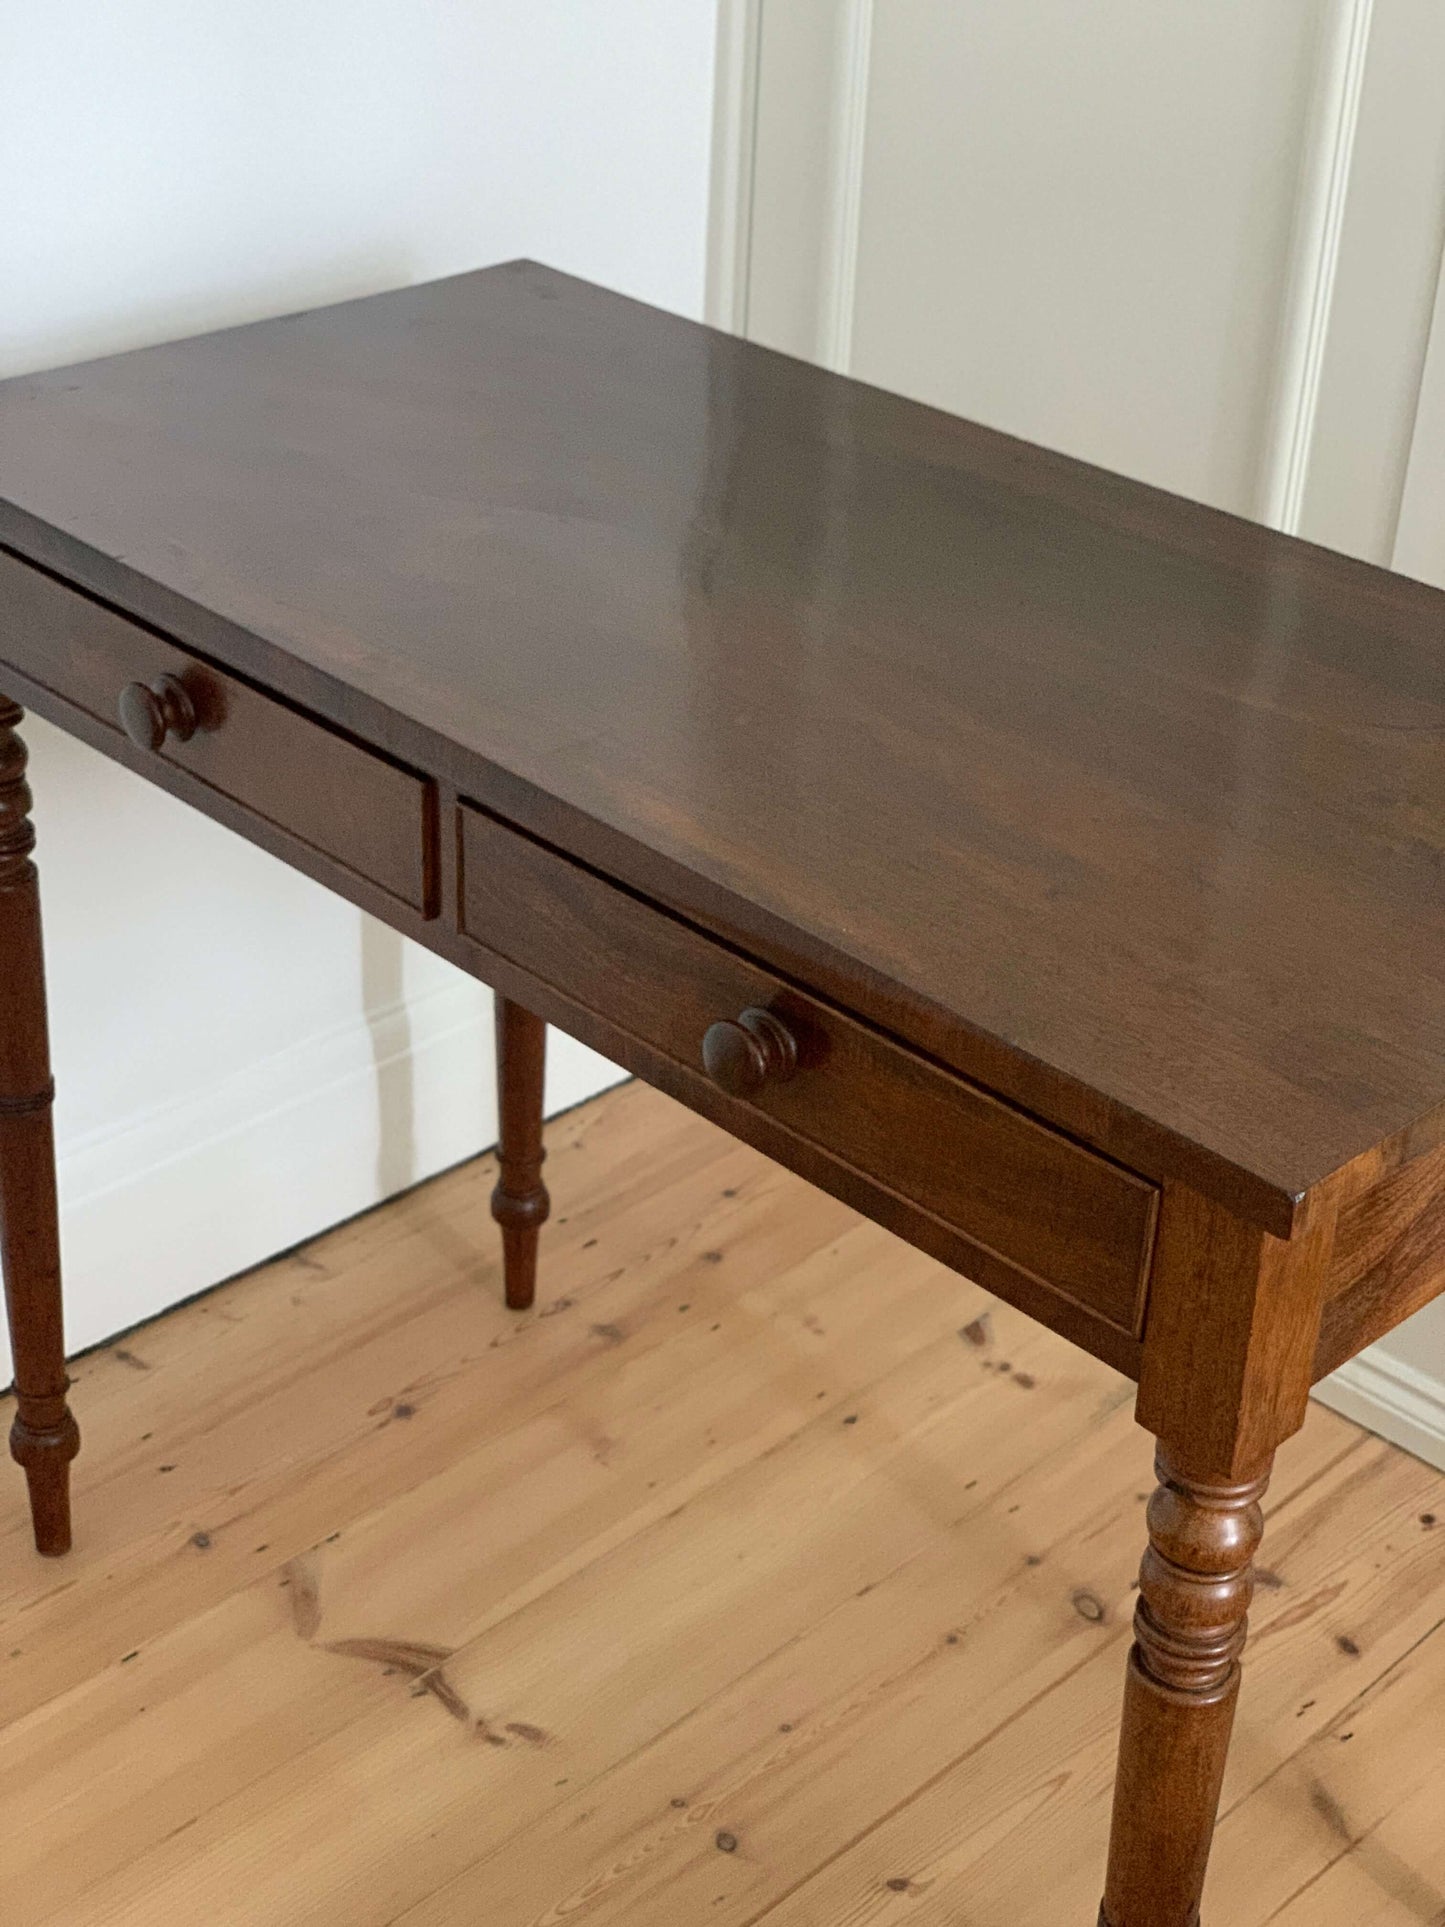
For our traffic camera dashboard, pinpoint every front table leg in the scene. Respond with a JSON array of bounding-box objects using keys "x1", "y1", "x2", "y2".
[
  {"x1": 1100, "y1": 1447, "x2": 1270, "y2": 1926},
  {"x1": 0, "y1": 698, "x2": 79, "y2": 1555},
  {"x1": 491, "y1": 996, "x2": 550, "y2": 1311}
]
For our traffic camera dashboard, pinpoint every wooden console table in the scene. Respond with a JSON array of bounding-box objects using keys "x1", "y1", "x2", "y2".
[{"x1": 2, "y1": 262, "x2": 1443, "y2": 1924}]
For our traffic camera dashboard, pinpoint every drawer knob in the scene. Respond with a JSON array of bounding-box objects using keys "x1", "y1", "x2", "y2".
[
  {"x1": 702, "y1": 1008, "x2": 798, "y2": 1096},
  {"x1": 118, "y1": 674, "x2": 197, "y2": 752}
]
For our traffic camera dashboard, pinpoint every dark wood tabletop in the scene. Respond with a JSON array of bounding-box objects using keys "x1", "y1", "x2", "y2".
[{"x1": 4, "y1": 260, "x2": 1445, "y2": 1235}]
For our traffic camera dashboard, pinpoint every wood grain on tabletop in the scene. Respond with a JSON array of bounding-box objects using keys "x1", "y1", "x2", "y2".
[{"x1": 5, "y1": 264, "x2": 1445, "y2": 1226}]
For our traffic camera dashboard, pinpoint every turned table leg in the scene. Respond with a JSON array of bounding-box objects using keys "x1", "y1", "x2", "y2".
[
  {"x1": 1099, "y1": 1446, "x2": 1270, "y2": 1927},
  {"x1": 0, "y1": 699, "x2": 79, "y2": 1555},
  {"x1": 491, "y1": 996, "x2": 549, "y2": 1311}
]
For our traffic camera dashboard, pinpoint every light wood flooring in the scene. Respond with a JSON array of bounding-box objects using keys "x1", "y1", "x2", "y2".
[{"x1": 2, "y1": 1080, "x2": 1444, "y2": 1925}]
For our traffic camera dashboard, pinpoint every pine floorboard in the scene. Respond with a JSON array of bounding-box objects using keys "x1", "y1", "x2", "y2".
[{"x1": 2, "y1": 1080, "x2": 1442, "y2": 1925}]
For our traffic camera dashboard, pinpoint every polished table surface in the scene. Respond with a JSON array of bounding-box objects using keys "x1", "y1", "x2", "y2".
[
  {"x1": 6, "y1": 262, "x2": 1445, "y2": 1231},
  {"x1": 1, "y1": 263, "x2": 1443, "y2": 1927}
]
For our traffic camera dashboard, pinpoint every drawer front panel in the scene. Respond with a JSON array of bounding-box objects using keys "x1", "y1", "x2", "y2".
[
  {"x1": 0, "y1": 550, "x2": 433, "y2": 911},
  {"x1": 461, "y1": 805, "x2": 1157, "y2": 1336}
]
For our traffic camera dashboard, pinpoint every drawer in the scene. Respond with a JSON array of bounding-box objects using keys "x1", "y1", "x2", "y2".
[
  {"x1": 0, "y1": 549, "x2": 433, "y2": 912},
  {"x1": 460, "y1": 804, "x2": 1158, "y2": 1343}
]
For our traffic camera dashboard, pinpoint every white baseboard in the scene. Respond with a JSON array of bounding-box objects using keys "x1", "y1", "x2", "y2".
[
  {"x1": 1314, "y1": 1346, "x2": 1445, "y2": 1472},
  {"x1": 1, "y1": 980, "x2": 624, "y2": 1380}
]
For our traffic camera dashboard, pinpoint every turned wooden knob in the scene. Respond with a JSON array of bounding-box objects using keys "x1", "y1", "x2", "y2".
[
  {"x1": 118, "y1": 674, "x2": 197, "y2": 752},
  {"x1": 702, "y1": 1007, "x2": 798, "y2": 1096}
]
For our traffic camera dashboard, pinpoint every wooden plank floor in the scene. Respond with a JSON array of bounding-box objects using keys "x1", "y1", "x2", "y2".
[{"x1": 3, "y1": 1080, "x2": 1444, "y2": 1925}]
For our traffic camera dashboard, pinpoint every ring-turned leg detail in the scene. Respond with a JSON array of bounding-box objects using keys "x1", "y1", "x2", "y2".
[
  {"x1": 0, "y1": 699, "x2": 79, "y2": 1555},
  {"x1": 491, "y1": 996, "x2": 549, "y2": 1311},
  {"x1": 1100, "y1": 1447, "x2": 1270, "y2": 1927}
]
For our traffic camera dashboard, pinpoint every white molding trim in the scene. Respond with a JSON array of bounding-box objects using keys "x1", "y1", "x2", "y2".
[
  {"x1": 1391, "y1": 232, "x2": 1445, "y2": 586},
  {"x1": 1315, "y1": 1347, "x2": 1445, "y2": 1473},
  {"x1": 704, "y1": 0, "x2": 763, "y2": 333},
  {"x1": 1261, "y1": 0, "x2": 1375, "y2": 533},
  {"x1": 818, "y1": 0, "x2": 875, "y2": 374},
  {"x1": 2, "y1": 983, "x2": 623, "y2": 1378}
]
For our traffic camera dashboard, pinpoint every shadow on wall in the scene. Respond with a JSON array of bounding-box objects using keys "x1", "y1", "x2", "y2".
[{"x1": 360, "y1": 918, "x2": 417, "y2": 1202}]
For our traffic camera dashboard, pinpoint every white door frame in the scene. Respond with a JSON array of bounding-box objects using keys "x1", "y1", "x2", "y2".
[
  {"x1": 705, "y1": 0, "x2": 762, "y2": 337},
  {"x1": 707, "y1": 0, "x2": 1445, "y2": 562}
]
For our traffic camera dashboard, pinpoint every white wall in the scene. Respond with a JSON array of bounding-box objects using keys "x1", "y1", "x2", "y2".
[
  {"x1": 0, "y1": 0, "x2": 721, "y2": 1374},
  {"x1": 853, "y1": 1, "x2": 1324, "y2": 519}
]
